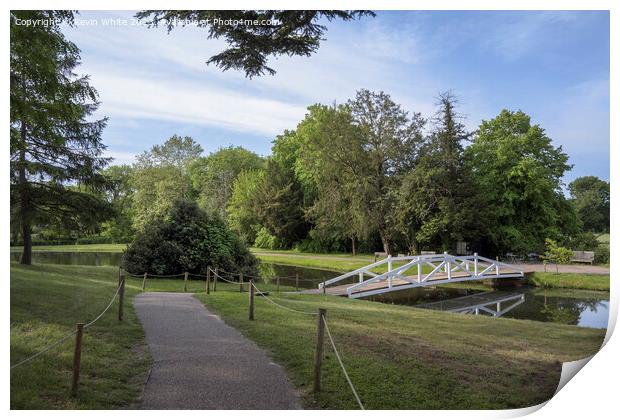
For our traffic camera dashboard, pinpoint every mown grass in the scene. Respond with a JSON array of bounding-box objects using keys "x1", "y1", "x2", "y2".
[
  {"x1": 10, "y1": 263, "x2": 148, "y2": 409},
  {"x1": 528, "y1": 272, "x2": 610, "y2": 291},
  {"x1": 196, "y1": 289, "x2": 605, "y2": 409}
]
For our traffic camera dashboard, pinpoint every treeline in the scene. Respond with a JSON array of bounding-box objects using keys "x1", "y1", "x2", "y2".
[{"x1": 17, "y1": 90, "x2": 609, "y2": 258}]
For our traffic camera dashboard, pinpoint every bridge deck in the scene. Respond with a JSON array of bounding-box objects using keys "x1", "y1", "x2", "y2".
[{"x1": 304, "y1": 268, "x2": 523, "y2": 297}]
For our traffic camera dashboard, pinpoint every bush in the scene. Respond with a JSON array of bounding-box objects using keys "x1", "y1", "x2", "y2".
[
  {"x1": 124, "y1": 200, "x2": 258, "y2": 276},
  {"x1": 566, "y1": 231, "x2": 599, "y2": 251},
  {"x1": 594, "y1": 245, "x2": 609, "y2": 265}
]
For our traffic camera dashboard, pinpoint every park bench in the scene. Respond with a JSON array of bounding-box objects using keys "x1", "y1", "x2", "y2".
[{"x1": 571, "y1": 251, "x2": 595, "y2": 265}]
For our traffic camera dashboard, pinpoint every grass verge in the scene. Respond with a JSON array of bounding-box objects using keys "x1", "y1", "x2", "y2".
[
  {"x1": 196, "y1": 289, "x2": 605, "y2": 409},
  {"x1": 528, "y1": 272, "x2": 610, "y2": 291},
  {"x1": 10, "y1": 263, "x2": 148, "y2": 409}
]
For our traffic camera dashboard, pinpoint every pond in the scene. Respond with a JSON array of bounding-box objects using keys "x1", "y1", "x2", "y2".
[{"x1": 11, "y1": 251, "x2": 608, "y2": 329}]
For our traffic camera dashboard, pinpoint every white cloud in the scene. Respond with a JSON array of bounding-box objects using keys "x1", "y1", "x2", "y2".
[{"x1": 89, "y1": 71, "x2": 308, "y2": 136}]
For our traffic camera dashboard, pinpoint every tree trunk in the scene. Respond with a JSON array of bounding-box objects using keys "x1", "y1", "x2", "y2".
[
  {"x1": 18, "y1": 120, "x2": 31, "y2": 265},
  {"x1": 351, "y1": 237, "x2": 356, "y2": 256},
  {"x1": 380, "y1": 232, "x2": 391, "y2": 255},
  {"x1": 410, "y1": 237, "x2": 420, "y2": 256}
]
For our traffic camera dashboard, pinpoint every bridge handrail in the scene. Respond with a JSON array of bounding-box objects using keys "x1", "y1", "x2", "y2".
[
  {"x1": 317, "y1": 257, "x2": 390, "y2": 289},
  {"x1": 345, "y1": 253, "x2": 523, "y2": 296}
]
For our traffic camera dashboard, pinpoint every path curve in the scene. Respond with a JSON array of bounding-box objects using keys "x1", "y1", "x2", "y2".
[{"x1": 134, "y1": 292, "x2": 300, "y2": 409}]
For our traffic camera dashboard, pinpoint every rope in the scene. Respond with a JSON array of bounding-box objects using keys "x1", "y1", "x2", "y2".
[
  {"x1": 84, "y1": 282, "x2": 123, "y2": 329},
  {"x1": 11, "y1": 281, "x2": 123, "y2": 370},
  {"x1": 209, "y1": 268, "x2": 253, "y2": 285},
  {"x1": 251, "y1": 283, "x2": 317, "y2": 316},
  {"x1": 322, "y1": 314, "x2": 364, "y2": 410},
  {"x1": 10, "y1": 329, "x2": 77, "y2": 370},
  {"x1": 125, "y1": 271, "x2": 185, "y2": 278}
]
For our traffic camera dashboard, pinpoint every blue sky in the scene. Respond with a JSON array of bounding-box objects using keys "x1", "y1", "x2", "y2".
[{"x1": 63, "y1": 10, "x2": 610, "y2": 184}]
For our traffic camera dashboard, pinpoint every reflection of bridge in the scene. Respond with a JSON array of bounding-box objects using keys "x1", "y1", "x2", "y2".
[
  {"x1": 415, "y1": 291, "x2": 525, "y2": 317},
  {"x1": 317, "y1": 252, "x2": 524, "y2": 299}
]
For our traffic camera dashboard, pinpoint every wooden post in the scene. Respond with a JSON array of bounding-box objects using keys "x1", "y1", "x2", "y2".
[
  {"x1": 240, "y1": 273, "x2": 244, "y2": 293},
  {"x1": 206, "y1": 267, "x2": 211, "y2": 294},
  {"x1": 184, "y1": 272, "x2": 188, "y2": 292},
  {"x1": 276, "y1": 276, "x2": 280, "y2": 293},
  {"x1": 214, "y1": 268, "x2": 218, "y2": 292},
  {"x1": 295, "y1": 273, "x2": 299, "y2": 292},
  {"x1": 313, "y1": 308, "x2": 327, "y2": 393},
  {"x1": 118, "y1": 270, "x2": 125, "y2": 321},
  {"x1": 248, "y1": 278, "x2": 255, "y2": 321},
  {"x1": 71, "y1": 323, "x2": 84, "y2": 396},
  {"x1": 142, "y1": 272, "x2": 147, "y2": 291}
]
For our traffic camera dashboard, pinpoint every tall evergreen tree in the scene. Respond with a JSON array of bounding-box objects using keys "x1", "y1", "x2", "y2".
[
  {"x1": 398, "y1": 92, "x2": 482, "y2": 253},
  {"x1": 10, "y1": 11, "x2": 110, "y2": 264}
]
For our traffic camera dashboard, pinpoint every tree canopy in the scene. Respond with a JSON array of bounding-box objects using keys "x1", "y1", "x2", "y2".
[
  {"x1": 135, "y1": 10, "x2": 375, "y2": 77},
  {"x1": 465, "y1": 110, "x2": 577, "y2": 254},
  {"x1": 189, "y1": 146, "x2": 264, "y2": 219},
  {"x1": 130, "y1": 135, "x2": 202, "y2": 230},
  {"x1": 569, "y1": 176, "x2": 610, "y2": 233},
  {"x1": 10, "y1": 11, "x2": 111, "y2": 263}
]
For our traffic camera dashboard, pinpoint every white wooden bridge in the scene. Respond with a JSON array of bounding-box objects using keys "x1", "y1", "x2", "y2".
[{"x1": 316, "y1": 252, "x2": 524, "y2": 299}]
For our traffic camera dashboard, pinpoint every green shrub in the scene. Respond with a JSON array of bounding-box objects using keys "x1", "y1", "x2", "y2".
[
  {"x1": 567, "y1": 231, "x2": 599, "y2": 251},
  {"x1": 594, "y1": 245, "x2": 609, "y2": 264},
  {"x1": 124, "y1": 200, "x2": 258, "y2": 276}
]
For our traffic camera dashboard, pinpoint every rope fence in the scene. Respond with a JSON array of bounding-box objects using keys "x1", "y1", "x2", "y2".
[
  {"x1": 12, "y1": 263, "x2": 364, "y2": 407},
  {"x1": 11, "y1": 280, "x2": 124, "y2": 371}
]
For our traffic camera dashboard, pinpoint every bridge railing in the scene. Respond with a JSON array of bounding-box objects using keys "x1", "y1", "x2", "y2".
[{"x1": 344, "y1": 253, "x2": 523, "y2": 298}]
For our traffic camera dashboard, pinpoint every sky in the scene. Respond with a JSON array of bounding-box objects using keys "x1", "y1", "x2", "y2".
[{"x1": 62, "y1": 10, "x2": 610, "y2": 184}]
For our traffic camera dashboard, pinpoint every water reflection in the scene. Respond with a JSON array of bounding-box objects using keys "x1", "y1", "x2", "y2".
[
  {"x1": 10, "y1": 251, "x2": 122, "y2": 266},
  {"x1": 416, "y1": 291, "x2": 525, "y2": 317},
  {"x1": 370, "y1": 286, "x2": 609, "y2": 329}
]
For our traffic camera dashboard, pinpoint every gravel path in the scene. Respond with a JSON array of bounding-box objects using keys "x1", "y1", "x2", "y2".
[{"x1": 134, "y1": 292, "x2": 300, "y2": 409}]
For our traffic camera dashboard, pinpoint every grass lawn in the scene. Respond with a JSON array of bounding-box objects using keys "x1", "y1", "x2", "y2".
[
  {"x1": 528, "y1": 272, "x2": 610, "y2": 291},
  {"x1": 10, "y1": 263, "x2": 148, "y2": 409},
  {"x1": 10, "y1": 243, "x2": 128, "y2": 253},
  {"x1": 196, "y1": 288, "x2": 605, "y2": 409}
]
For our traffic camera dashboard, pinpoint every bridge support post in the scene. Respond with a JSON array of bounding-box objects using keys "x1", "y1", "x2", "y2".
[
  {"x1": 142, "y1": 272, "x2": 147, "y2": 291},
  {"x1": 214, "y1": 268, "x2": 218, "y2": 292},
  {"x1": 387, "y1": 255, "x2": 392, "y2": 288},
  {"x1": 313, "y1": 308, "x2": 327, "y2": 393},
  {"x1": 184, "y1": 272, "x2": 188, "y2": 292},
  {"x1": 474, "y1": 253, "x2": 479, "y2": 276},
  {"x1": 206, "y1": 267, "x2": 210, "y2": 294},
  {"x1": 240, "y1": 273, "x2": 244, "y2": 293}
]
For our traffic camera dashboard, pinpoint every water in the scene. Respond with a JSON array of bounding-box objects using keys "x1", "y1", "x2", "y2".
[
  {"x1": 11, "y1": 251, "x2": 608, "y2": 328},
  {"x1": 10, "y1": 251, "x2": 123, "y2": 266},
  {"x1": 368, "y1": 286, "x2": 609, "y2": 329}
]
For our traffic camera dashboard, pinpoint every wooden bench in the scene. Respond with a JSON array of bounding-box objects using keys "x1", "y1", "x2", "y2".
[{"x1": 571, "y1": 251, "x2": 595, "y2": 265}]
